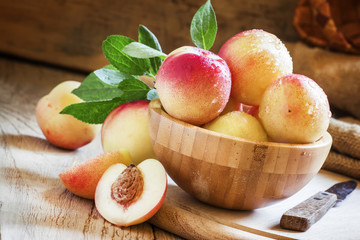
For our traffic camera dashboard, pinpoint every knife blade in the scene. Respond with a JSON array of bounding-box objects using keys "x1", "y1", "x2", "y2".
[{"x1": 280, "y1": 180, "x2": 357, "y2": 232}]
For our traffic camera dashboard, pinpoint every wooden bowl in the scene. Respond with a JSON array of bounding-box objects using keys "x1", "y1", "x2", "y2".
[{"x1": 148, "y1": 99, "x2": 332, "y2": 210}]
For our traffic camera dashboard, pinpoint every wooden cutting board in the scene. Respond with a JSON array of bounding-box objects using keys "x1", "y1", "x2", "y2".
[{"x1": 150, "y1": 170, "x2": 360, "y2": 240}]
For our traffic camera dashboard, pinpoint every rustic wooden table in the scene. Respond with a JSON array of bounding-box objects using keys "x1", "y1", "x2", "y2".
[
  {"x1": 1, "y1": 55, "x2": 360, "y2": 240},
  {"x1": 0, "y1": 56, "x2": 182, "y2": 240},
  {"x1": 2, "y1": 1, "x2": 360, "y2": 239}
]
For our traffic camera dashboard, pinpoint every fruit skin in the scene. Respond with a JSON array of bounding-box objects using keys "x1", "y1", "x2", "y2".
[
  {"x1": 203, "y1": 111, "x2": 268, "y2": 142},
  {"x1": 36, "y1": 81, "x2": 100, "y2": 150},
  {"x1": 101, "y1": 100, "x2": 156, "y2": 165},
  {"x1": 59, "y1": 150, "x2": 132, "y2": 199},
  {"x1": 259, "y1": 74, "x2": 331, "y2": 143},
  {"x1": 246, "y1": 105, "x2": 260, "y2": 120},
  {"x1": 220, "y1": 97, "x2": 243, "y2": 115},
  {"x1": 156, "y1": 46, "x2": 232, "y2": 125},
  {"x1": 95, "y1": 159, "x2": 167, "y2": 227},
  {"x1": 218, "y1": 29, "x2": 293, "y2": 106}
]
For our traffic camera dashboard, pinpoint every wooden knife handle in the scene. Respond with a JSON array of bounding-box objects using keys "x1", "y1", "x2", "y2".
[{"x1": 280, "y1": 191, "x2": 337, "y2": 232}]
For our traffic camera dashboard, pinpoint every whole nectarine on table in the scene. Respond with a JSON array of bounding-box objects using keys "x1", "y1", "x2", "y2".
[
  {"x1": 36, "y1": 80, "x2": 100, "y2": 149},
  {"x1": 101, "y1": 100, "x2": 156, "y2": 165}
]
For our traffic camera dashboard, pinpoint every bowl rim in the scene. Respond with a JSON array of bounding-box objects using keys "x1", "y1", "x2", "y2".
[{"x1": 149, "y1": 98, "x2": 332, "y2": 150}]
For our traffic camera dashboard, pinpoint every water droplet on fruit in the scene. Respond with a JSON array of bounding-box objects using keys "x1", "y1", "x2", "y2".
[
  {"x1": 307, "y1": 79, "x2": 318, "y2": 90},
  {"x1": 275, "y1": 39, "x2": 282, "y2": 50},
  {"x1": 211, "y1": 98, "x2": 218, "y2": 104},
  {"x1": 328, "y1": 110, "x2": 332, "y2": 118},
  {"x1": 265, "y1": 106, "x2": 270, "y2": 113},
  {"x1": 307, "y1": 106, "x2": 314, "y2": 115}
]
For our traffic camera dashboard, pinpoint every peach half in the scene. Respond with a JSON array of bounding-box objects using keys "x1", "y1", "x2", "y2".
[
  {"x1": 218, "y1": 29, "x2": 293, "y2": 106},
  {"x1": 59, "y1": 150, "x2": 132, "y2": 199},
  {"x1": 36, "y1": 81, "x2": 100, "y2": 149},
  {"x1": 95, "y1": 159, "x2": 167, "y2": 227},
  {"x1": 156, "y1": 46, "x2": 231, "y2": 125}
]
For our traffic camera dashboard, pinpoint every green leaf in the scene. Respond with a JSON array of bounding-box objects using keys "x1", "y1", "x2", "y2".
[
  {"x1": 62, "y1": 79, "x2": 151, "y2": 124},
  {"x1": 190, "y1": 0, "x2": 217, "y2": 50},
  {"x1": 138, "y1": 25, "x2": 164, "y2": 75},
  {"x1": 72, "y1": 72, "x2": 123, "y2": 101},
  {"x1": 118, "y1": 78, "x2": 151, "y2": 100},
  {"x1": 60, "y1": 98, "x2": 127, "y2": 124},
  {"x1": 102, "y1": 35, "x2": 151, "y2": 75},
  {"x1": 94, "y1": 68, "x2": 139, "y2": 86},
  {"x1": 122, "y1": 42, "x2": 167, "y2": 59},
  {"x1": 138, "y1": 25, "x2": 162, "y2": 52}
]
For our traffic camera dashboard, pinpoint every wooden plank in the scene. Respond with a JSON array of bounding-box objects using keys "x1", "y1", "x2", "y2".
[
  {"x1": 0, "y1": 56, "x2": 181, "y2": 240},
  {"x1": 0, "y1": 0, "x2": 299, "y2": 72}
]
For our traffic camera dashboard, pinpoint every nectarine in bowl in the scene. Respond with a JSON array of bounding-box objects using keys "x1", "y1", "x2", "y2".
[{"x1": 148, "y1": 98, "x2": 332, "y2": 210}]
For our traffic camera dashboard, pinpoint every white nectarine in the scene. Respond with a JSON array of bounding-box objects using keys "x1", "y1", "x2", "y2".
[
  {"x1": 218, "y1": 29, "x2": 293, "y2": 106},
  {"x1": 95, "y1": 159, "x2": 167, "y2": 227},
  {"x1": 101, "y1": 100, "x2": 156, "y2": 165},
  {"x1": 259, "y1": 74, "x2": 331, "y2": 143},
  {"x1": 156, "y1": 46, "x2": 232, "y2": 125},
  {"x1": 36, "y1": 81, "x2": 100, "y2": 149},
  {"x1": 203, "y1": 111, "x2": 268, "y2": 142}
]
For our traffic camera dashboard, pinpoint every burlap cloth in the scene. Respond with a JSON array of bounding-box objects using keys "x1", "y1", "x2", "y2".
[
  {"x1": 286, "y1": 42, "x2": 360, "y2": 180},
  {"x1": 325, "y1": 118, "x2": 360, "y2": 179}
]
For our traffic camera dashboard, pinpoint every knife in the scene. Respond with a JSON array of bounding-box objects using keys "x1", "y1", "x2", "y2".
[{"x1": 280, "y1": 180, "x2": 357, "y2": 232}]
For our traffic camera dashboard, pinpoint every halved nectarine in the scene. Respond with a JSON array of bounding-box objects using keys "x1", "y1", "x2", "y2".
[
  {"x1": 95, "y1": 159, "x2": 167, "y2": 227},
  {"x1": 59, "y1": 150, "x2": 132, "y2": 199}
]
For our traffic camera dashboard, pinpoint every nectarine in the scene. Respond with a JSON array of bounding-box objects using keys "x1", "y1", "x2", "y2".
[
  {"x1": 259, "y1": 74, "x2": 331, "y2": 143},
  {"x1": 218, "y1": 29, "x2": 293, "y2": 106},
  {"x1": 59, "y1": 150, "x2": 132, "y2": 199},
  {"x1": 101, "y1": 100, "x2": 156, "y2": 165},
  {"x1": 203, "y1": 111, "x2": 268, "y2": 142},
  {"x1": 156, "y1": 46, "x2": 231, "y2": 125},
  {"x1": 36, "y1": 81, "x2": 100, "y2": 149},
  {"x1": 95, "y1": 159, "x2": 167, "y2": 227}
]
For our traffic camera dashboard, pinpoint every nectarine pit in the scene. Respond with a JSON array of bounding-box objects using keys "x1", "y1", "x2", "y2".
[{"x1": 111, "y1": 164, "x2": 144, "y2": 208}]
